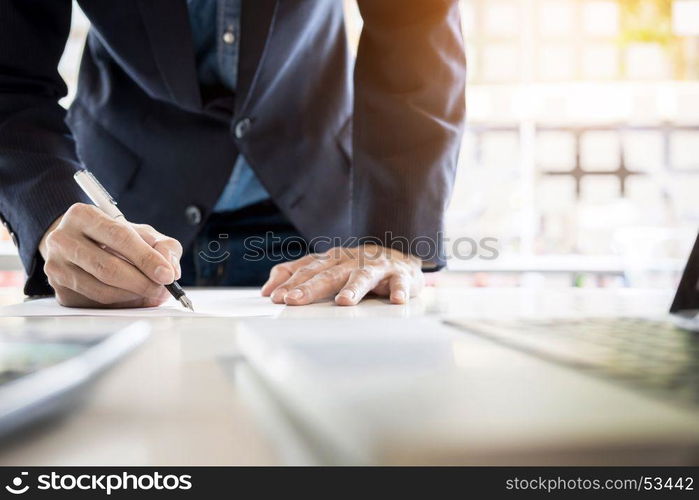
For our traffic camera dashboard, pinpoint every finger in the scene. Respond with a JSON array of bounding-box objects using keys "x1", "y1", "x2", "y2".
[
  {"x1": 335, "y1": 267, "x2": 382, "y2": 306},
  {"x1": 284, "y1": 263, "x2": 354, "y2": 306},
  {"x1": 53, "y1": 285, "x2": 104, "y2": 308},
  {"x1": 71, "y1": 204, "x2": 174, "y2": 285},
  {"x1": 270, "y1": 255, "x2": 339, "y2": 304},
  {"x1": 262, "y1": 253, "x2": 324, "y2": 297},
  {"x1": 133, "y1": 224, "x2": 183, "y2": 280},
  {"x1": 54, "y1": 284, "x2": 169, "y2": 309},
  {"x1": 54, "y1": 232, "x2": 166, "y2": 299},
  {"x1": 388, "y1": 273, "x2": 411, "y2": 305},
  {"x1": 51, "y1": 263, "x2": 144, "y2": 305},
  {"x1": 261, "y1": 263, "x2": 295, "y2": 297}
]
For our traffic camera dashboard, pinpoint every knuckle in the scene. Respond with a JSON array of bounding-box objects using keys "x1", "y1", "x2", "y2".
[
  {"x1": 44, "y1": 230, "x2": 58, "y2": 249},
  {"x1": 138, "y1": 251, "x2": 159, "y2": 272},
  {"x1": 65, "y1": 202, "x2": 91, "y2": 220},
  {"x1": 324, "y1": 247, "x2": 344, "y2": 260},
  {"x1": 296, "y1": 265, "x2": 315, "y2": 276},
  {"x1": 168, "y1": 238, "x2": 183, "y2": 256},
  {"x1": 272, "y1": 263, "x2": 292, "y2": 275},
  {"x1": 93, "y1": 257, "x2": 118, "y2": 282},
  {"x1": 45, "y1": 229, "x2": 67, "y2": 251},
  {"x1": 295, "y1": 283, "x2": 313, "y2": 296},
  {"x1": 355, "y1": 268, "x2": 374, "y2": 281},
  {"x1": 324, "y1": 267, "x2": 345, "y2": 281},
  {"x1": 105, "y1": 223, "x2": 131, "y2": 247},
  {"x1": 71, "y1": 242, "x2": 87, "y2": 264},
  {"x1": 43, "y1": 259, "x2": 60, "y2": 278},
  {"x1": 312, "y1": 251, "x2": 332, "y2": 263}
]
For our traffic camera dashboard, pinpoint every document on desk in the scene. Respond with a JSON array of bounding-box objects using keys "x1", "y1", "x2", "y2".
[{"x1": 0, "y1": 289, "x2": 284, "y2": 318}]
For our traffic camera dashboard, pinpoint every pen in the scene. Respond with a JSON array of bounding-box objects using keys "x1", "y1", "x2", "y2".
[{"x1": 73, "y1": 169, "x2": 194, "y2": 311}]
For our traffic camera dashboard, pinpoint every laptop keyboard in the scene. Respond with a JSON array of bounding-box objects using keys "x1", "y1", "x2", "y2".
[{"x1": 446, "y1": 317, "x2": 699, "y2": 409}]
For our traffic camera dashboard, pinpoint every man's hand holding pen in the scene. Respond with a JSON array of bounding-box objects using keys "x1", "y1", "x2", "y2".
[{"x1": 39, "y1": 203, "x2": 182, "y2": 308}]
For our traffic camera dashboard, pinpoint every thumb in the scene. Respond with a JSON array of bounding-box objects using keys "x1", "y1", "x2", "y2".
[{"x1": 132, "y1": 224, "x2": 183, "y2": 280}]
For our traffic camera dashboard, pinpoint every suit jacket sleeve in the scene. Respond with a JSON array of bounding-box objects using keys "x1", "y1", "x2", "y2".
[
  {"x1": 0, "y1": 0, "x2": 89, "y2": 295},
  {"x1": 353, "y1": 0, "x2": 466, "y2": 269}
]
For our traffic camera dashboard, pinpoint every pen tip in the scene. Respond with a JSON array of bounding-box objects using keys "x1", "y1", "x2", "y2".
[{"x1": 179, "y1": 295, "x2": 194, "y2": 312}]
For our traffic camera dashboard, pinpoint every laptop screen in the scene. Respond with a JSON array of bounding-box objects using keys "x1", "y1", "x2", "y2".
[{"x1": 670, "y1": 232, "x2": 699, "y2": 314}]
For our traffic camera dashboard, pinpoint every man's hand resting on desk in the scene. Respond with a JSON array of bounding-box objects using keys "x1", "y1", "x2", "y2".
[
  {"x1": 261, "y1": 244, "x2": 424, "y2": 306},
  {"x1": 39, "y1": 203, "x2": 182, "y2": 308}
]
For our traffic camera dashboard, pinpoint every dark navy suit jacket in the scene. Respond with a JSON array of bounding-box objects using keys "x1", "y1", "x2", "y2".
[{"x1": 0, "y1": 0, "x2": 466, "y2": 295}]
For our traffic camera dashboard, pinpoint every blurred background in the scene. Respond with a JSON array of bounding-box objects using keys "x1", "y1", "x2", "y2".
[{"x1": 1, "y1": 0, "x2": 698, "y2": 290}]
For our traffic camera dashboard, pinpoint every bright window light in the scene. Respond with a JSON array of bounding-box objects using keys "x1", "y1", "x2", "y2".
[{"x1": 672, "y1": 0, "x2": 699, "y2": 35}]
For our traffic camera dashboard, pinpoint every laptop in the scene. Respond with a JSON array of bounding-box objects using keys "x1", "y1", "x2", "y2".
[
  {"x1": 0, "y1": 318, "x2": 150, "y2": 439},
  {"x1": 236, "y1": 238, "x2": 699, "y2": 465},
  {"x1": 445, "y1": 233, "x2": 699, "y2": 410}
]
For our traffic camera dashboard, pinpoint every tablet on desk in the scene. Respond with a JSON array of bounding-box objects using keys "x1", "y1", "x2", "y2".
[{"x1": 0, "y1": 318, "x2": 150, "y2": 439}]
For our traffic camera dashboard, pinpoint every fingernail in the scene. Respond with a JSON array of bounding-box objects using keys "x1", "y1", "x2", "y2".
[
  {"x1": 154, "y1": 266, "x2": 172, "y2": 284},
  {"x1": 338, "y1": 290, "x2": 355, "y2": 300},
  {"x1": 271, "y1": 288, "x2": 286, "y2": 300},
  {"x1": 394, "y1": 290, "x2": 406, "y2": 302},
  {"x1": 286, "y1": 288, "x2": 304, "y2": 300}
]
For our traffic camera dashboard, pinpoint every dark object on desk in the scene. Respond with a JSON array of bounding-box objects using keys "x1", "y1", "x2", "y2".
[
  {"x1": 447, "y1": 231, "x2": 699, "y2": 410},
  {"x1": 448, "y1": 317, "x2": 699, "y2": 408},
  {"x1": 0, "y1": 319, "x2": 150, "y2": 439},
  {"x1": 671, "y1": 231, "x2": 699, "y2": 314}
]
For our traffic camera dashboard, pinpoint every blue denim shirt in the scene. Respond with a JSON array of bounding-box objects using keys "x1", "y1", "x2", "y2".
[{"x1": 188, "y1": 0, "x2": 270, "y2": 213}]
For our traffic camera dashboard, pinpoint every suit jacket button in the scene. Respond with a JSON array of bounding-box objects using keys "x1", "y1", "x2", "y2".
[
  {"x1": 234, "y1": 118, "x2": 252, "y2": 139},
  {"x1": 185, "y1": 205, "x2": 203, "y2": 226}
]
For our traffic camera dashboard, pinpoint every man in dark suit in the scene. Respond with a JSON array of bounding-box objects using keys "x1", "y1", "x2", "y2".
[{"x1": 0, "y1": 0, "x2": 465, "y2": 307}]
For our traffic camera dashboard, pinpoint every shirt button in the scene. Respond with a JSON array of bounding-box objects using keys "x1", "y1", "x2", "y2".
[
  {"x1": 9, "y1": 231, "x2": 18, "y2": 249},
  {"x1": 184, "y1": 205, "x2": 203, "y2": 226},
  {"x1": 235, "y1": 118, "x2": 252, "y2": 139},
  {"x1": 223, "y1": 30, "x2": 235, "y2": 45}
]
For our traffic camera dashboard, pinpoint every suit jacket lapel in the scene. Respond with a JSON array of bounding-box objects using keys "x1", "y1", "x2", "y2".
[
  {"x1": 236, "y1": 0, "x2": 279, "y2": 114},
  {"x1": 138, "y1": 0, "x2": 202, "y2": 112}
]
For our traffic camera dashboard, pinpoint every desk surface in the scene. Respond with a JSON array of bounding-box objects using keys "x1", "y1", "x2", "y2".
[{"x1": 0, "y1": 286, "x2": 674, "y2": 465}]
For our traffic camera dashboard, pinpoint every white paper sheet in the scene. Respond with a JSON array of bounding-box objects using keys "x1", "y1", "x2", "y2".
[{"x1": 0, "y1": 289, "x2": 284, "y2": 318}]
